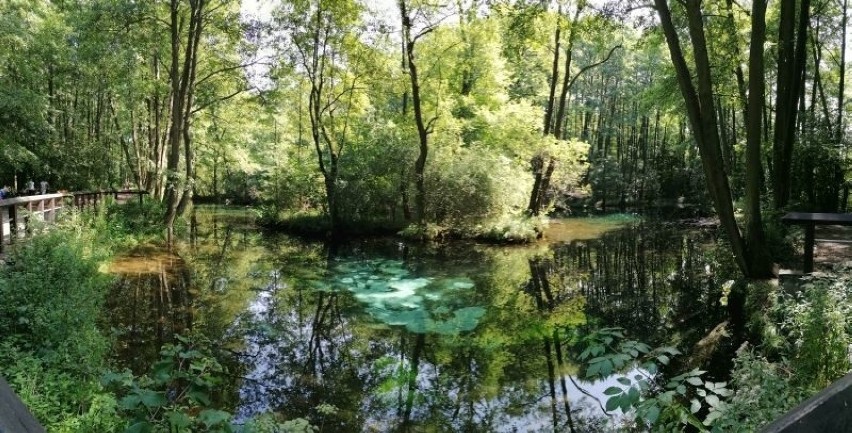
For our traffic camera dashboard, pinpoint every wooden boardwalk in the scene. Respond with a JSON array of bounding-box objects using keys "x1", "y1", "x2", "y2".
[{"x1": 0, "y1": 376, "x2": 45, "y2": 433}]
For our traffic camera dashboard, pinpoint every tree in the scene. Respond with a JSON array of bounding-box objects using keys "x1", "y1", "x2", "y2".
[
  {"x1": 654, "y1": 0, "x2": 773, "y2": 278},
  {"x1": 274, "y1": 0, "x2": 366, "y2": 233},
  {"x1": 399, "y1": 0, "x2": 439, "y2": 224}
]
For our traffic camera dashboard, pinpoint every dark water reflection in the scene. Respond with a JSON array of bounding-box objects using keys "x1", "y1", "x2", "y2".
[{"x1": 106, "y1": 207, "x2": 735, "y2": 432}]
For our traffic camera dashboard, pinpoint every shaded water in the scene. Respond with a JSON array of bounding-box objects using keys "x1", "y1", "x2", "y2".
[{"x1": 107, "y1": 207, "x2": 735, "y2": 432}]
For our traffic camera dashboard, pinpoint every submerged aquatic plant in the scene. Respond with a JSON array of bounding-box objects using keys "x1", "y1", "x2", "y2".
[{"x1": 311, "y1": 258, "x2": 487, "y2": 335}]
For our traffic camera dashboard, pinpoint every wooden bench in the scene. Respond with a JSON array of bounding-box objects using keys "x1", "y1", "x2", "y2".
[{"x1": 781, "y1": 212, "x2": 852, "y2": 273}]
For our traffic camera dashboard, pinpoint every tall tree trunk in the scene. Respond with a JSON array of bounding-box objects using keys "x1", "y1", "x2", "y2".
[
  {"x1": 654, "y1": 0, "x2": 767, "y2": 277},
  {"x1": 400, "y1": 0, "x2": 434, "y2": 225},
  {"x1": 772, "y1": 0, "x2": 811, "y2": 209},
  {"x1": 543, "y1": 4, "x2": 562, "y2": 136},
  {"x1": 744, "y1": 0, "x2": 773, "y2": 276},
  {"x1": 552, "y1": 3, "x2": 583, "y2": 138},
  {"x1": 164, "y1": 0, "x2": 206, "y2": 244}
]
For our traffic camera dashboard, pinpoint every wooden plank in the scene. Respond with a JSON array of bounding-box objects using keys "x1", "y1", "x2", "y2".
[
  {"x1": 0, "y1": 193, "x2": 67, "y2": 207},
  {"x1": 0, "y1": 376, "x2": 45, "y2": 433},
  {"x1": 782, "y1": 212, "x2": 852, "y2": 225},
  {"x1": 762, "y1": 371, "x2": 852, "y2": 433},
  {"x1": 804, "y1": 224, "x2": 815, "y2": 273}
]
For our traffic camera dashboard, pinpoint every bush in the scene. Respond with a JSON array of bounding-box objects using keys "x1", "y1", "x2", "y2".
[
  {"x1": 0, "y1": 230, "x2": 111, "y2": 360},
  {"x1": 0, "y1": 226, "x2": 118, "y2": 430}
]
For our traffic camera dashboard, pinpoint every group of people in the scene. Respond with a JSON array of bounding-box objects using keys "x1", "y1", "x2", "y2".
[{"x1": 0, "y1": 180, "x2": 49, "y2": 200}]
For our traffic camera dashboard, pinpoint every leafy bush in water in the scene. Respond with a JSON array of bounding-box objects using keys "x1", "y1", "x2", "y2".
[{"x1": 104, "y1": 335, "x2": 235, "y2": 433}]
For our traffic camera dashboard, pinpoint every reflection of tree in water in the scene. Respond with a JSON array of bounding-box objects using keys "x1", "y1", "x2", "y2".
[
  {"x1": 234, "y1": 246, "x2": 372, "y2": 431},
  {"x1": 516, "y1": 222, "x2": 733, "y2": 432},
  {"x1": 547, "y1": 222, "x2": 729, "y2": 344},
  {"x1": 110, "y1": 209, "x2": 731, "y2": 432},
  {"x1": 107, "y1": 252, "x2": 193, "y2": 373},
  {"x1": 233, "y1": 241, "x2": 595, "y2": 432}
]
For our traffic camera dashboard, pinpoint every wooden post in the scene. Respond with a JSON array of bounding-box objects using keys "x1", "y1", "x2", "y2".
[
  {"x1": 0, "y1": 205, "x2": 5, "y2": 254},
  {"x1": 9, "y1": 205, "x2": 17, "y2": 243},
  {"x1": 804, "y1": 223, "x2": 815, "y2": 273},
  {"x1": 139, "y1": 192, "x2": 144, "y2": 206}
]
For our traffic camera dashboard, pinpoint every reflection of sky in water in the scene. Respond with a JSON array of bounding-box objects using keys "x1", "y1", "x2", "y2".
[
  {"x1": 232, "y1": 259, "x2": 629, "y2": 428},
  {"x1": 186, "y1": 208, "x2": 727, "y2": 431}
]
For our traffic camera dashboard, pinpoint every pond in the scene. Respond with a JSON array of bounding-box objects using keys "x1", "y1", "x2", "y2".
[{"x1": 106, "y1": 206, "x2": 737, "y2": 432}]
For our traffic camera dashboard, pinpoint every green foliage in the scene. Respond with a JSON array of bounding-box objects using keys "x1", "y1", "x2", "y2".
[
  {"x1": 104, "y1": 334, "x2": 234, "y2": 433},
  {"x1": 0, "y1": 223, "x2": 119, "y2": 430},
  {"x1": 0, "y1": 229, "x2": 111, "y2": 360},
  {"x1": 575, "y1": 327, "x2": 732, "y2": 431},
  {"x1": 780, "y1": 279, "x2": 851, "y2": 390},
  {"x1": 711, "y1": 347, "x2": 806, "y2": 432},
  {"x1": 715, "y1": 267, "x2": 852, "y2": 430}
]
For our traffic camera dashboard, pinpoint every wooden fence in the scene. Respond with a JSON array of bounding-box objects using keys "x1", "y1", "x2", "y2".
[{"x1": 0, "y1": 190, "x2": 148, "y2": 254}]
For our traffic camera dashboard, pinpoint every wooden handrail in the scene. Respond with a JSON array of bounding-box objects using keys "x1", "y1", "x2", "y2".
[
  {"x1": 0, "y1": 194, "x2": 68, "y2": 254},
  {"x1": 0, "y1": 193, "x2": 68, "y2": 206},
  {"x1": 0, "y1": 190, "x2": 149, "y2": 254}
]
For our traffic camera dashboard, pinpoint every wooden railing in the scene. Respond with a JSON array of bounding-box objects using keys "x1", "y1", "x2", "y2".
[
  {"x1": 0, "y1": 190, "x2": 149, "y2": 253},
  {"x1": 761, "y1": 371, "x2": 852, "y2": 432},
  {"x1": 71, "y1": 190, "x2": 149, "y2": 209},
  {"x1": 0, "y1": 193, "x2": 67, "y2": 254}
]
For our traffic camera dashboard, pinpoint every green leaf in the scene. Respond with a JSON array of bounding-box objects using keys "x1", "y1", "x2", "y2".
[
  {"x1": 715, "y1": 388, "x2": 734, "y2": 397},
  {"x1": 690, "y1": 399, "x2": 701, "y2": 414},
  {"x1": 138, "y1": 390, "x2": 167, "y2": 408},
  {"x1": 604, "y1": 386, "x2": 623, "y2": 396},
  {"x1": 686, "y1": 376, "x2": 703, "y2": 386},
  {"x1": 676, "y1": 384, "x2": 686, "y2": 395},
  {"x1": 627, "y1": 386, "x2": 640, "y2": 403},
  {"x1": 659, "y1": 390, "x2": 674, "y2": 405},
  {"x1": 188, "y1": 389, "x2": 212, "y2": 406},
  {"x1": 199, "y1": 409, "x2": 232, "y2": 428},
  {"x1": 706, "y1": 394, "x2": 720, "y2": 408},
  {"x1": 645, "y1": 406, "x2": 661, "y2": 424},
  {"x1": 606, "y1": 395, "x2": 621, "y2": 412},
  {"x1": 125, "y1": 421, "x2": 153, "y2": 433},
  {"x1": 617, "y1": 377, "x2": 631, "y2": 386},
  {"x1": 657, "y1": 354, "x2": 670, "y2": 365},
  {"x1": 600, "y1": 359, "x2": 614, "y2": 376},
  {"x1": 167, "y1": 411, "x2": 192, "y2": 429},
  {"x1": 119, "y1": 394, "x2": 141, "y2": 410},
  {"x1": 586, "y1": 362, "x2": 601, "y2": 378},
  {"x1": 704, "y1": 409, "x2": 723, "y2": 426}
]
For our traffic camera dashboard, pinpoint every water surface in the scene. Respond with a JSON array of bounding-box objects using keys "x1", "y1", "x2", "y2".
[{"x1": 107, "y1": 207, "x2": 733, "y2": 432}]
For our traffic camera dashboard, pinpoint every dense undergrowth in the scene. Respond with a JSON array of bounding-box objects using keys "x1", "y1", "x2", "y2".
[
  {"x1": 578, "y1": 268, "x2": 852, "y2": 432},
  {"x1": 0, "y1": 202, "x2": 322, "y2": 432}
]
